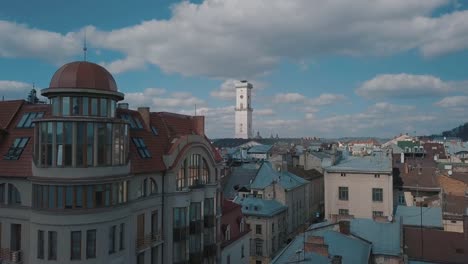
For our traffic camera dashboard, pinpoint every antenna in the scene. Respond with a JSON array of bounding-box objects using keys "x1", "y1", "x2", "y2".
[{"x1": 83, "y1": 30, "x2": 88, "y2": 61}]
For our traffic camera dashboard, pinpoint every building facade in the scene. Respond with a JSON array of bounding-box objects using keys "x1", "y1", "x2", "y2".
[
  {"x1": 234, "y1": 81, "x2": 253, "y2": 139},
  {"x1": 220, "y1": 200, "x2": 250, "y2": 264},
  {"x1": 0, "y1": 61, "x2": 222, "y2": 264},
  {"x1": 324, "y1": 151, "x2": 393, "y2": 220}
]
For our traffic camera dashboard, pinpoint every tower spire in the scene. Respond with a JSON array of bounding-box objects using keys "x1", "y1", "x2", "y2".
[{"x1": 83, "y1": 30, "x2": 88, "y2": 61}]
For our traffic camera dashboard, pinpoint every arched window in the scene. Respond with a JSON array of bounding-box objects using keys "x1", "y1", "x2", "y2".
[
  {"x1": 225, "y1": 225, "x2": 231, "y2": 241},
  {"x1": 137, "y1": 178, "x2": 148, "y2": 198},
  {"x1": 177, "y1": 159, "x2": 186, "y2": 191},
  {"x1": 8, "y1": 184, "x2": 21, "y2": 205},
  {"x1": 150, "y1": 178, "x2": 158, "y2": 195},
  {"x1": 188, "y1": 154, "x2": 200, "y2": 186},
  {"x1": 201, "y1": 159, "x2": 209, "y2": 184}
]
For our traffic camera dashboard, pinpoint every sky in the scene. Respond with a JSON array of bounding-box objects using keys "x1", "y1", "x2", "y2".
[{"x1": 1, "y1": 0, "x2": 468, "y2": 139}]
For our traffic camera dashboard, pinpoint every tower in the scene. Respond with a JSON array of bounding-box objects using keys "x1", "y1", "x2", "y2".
[{"x1": 235, "y1": 80, "x2": 253, "y2": 138}]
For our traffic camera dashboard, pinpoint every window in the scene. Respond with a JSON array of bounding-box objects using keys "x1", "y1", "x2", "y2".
[
  {"x1": 71, "y1": 231, "x2": 81, "y2": 260},
  {"x1": 121, "y1": 113, "x2": 143, "y2": 129},
  {"x1": 225, "y1": 225, "x2": 231, "y2": 241},
  {"x1": 150, "y1": 178, "x2": 158, "y2": 194},
  {"x1": 188, "y1": 154, "x2": 201, "y2": 186},
  {"x1": 48, "y1": 231, "x2": 57, "y2": 260},
  {"x1": 151, "y1": 126, "x2": 158, "y2": 135},
  {"x1": 256, "y1": 224, "x2": 262, "y2": 234},
  {"x1": 37, "y1": 230, "x2": 44, "y2": 259},
  {"x1": 8, "y1": 184, "x2": 21, "y2": 205},
  {"x1": 132, "y1": 137, "x2": 151, "y2": 158},
  {"x1": 109, "y1": 225, "x2": 116, "y2": 254},
  {"x1": 86, "y1": 229, "x2": 96, "y2": 259},
  {"x1": 340, "y1": 173, "x2": 346, "y2": 177},
  {"x1": 119, "y1": 223, "x2": 125, "y2": 250},
  {"x1": 177, "y1": 160, "x2": 186, "y2": 191},
  {"x1": 17, "y1": 112, "x2": 44, "y2": 128},
  {"x1": 372, "y1": 188, "x2": 383, "y2": 202},
  {"x1": 0, "y1": 183, "x2": 4, "y2": 203},
  {"x1": 398, "y1": 193, "x2": 406, "y2": 205},
  {"x1": 338, "y1": 187, "x2": 348, "y2": 201},
  {"x1": 338, "y1": 209, "x2": 349, "y2": 215},
  {"x1": 241, "y1": 244, "x2": 245, "y2": 258},
  {"x1": 373, "y1": 211, "x2": 383, "y2": 217},
  {"x1": 240, "y1": 218, "x2": 245, "y2": 233},
  {"x1": 201, "y1": 159, "x2": 209, "y2": 184},
  {"x1": 4, "y1": 137, "x2": 29, "y2": 160},
  {"x1": 255, "y1": 239, "x2": 263, "y2": 256},
  {"x1": 374, "y1": 174, "x2": 380, "y2": 178}
]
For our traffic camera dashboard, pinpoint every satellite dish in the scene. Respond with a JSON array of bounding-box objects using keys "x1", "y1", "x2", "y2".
[
  {"x1": 387, "y1": 215, "x2": 393, "y2": 222},
  {"x1": 448, "y1": 170, "x2": 453, "y2": 176}
]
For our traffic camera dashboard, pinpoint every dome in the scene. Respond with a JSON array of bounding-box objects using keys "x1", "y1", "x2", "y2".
[{"x1": 49, "y1": 61, "x2": 117, "y2": 92}]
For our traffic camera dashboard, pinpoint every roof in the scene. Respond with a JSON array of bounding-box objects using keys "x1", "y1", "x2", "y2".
[
  {"x1": 247, "y1": 144, "x2": 272, "y2": 154},
  {"x1": 49, "y1": 61, "x2": 118, "y2": 92},
  {"x1": 0, "y1": 101, "x2": 220, "y2": 177},
  {"x1": 394, "y1": 156, "x2": 440, "y2": 189},
  {"x1": 326, "y1": 151, "x2": 392, "y2": 173},
  {"x1": 443, "y1": 194, "x2": 468, "y2": 216},
  {"x1": 271, "y1": 235, "x2": 331, "y2": 264},
  {"x1": 223, "y1": 164, "x2": 258, "y2": 199},
  {"x1": 397, "y1": 141, "x2": 421, "y2": 149},
  {"x1": 350, "y1": 218, "x2": 401, "y2": 256},
  {"x1": 309, "y1": 151, "x2": 332, "y2": 160},
  {"x1": 233, "y1": 196, "x2": 287, "y2": 217},
  {"x1": 287, "y1": 166, "x2": 324, "y2": 181},
  {"x1": 221, "y1": 199, "x2": 250, "y2": 248},
  {"x1": 444, "y1": 141, "x2": 468, "y2": 155},
  {"x1": 250, "y1": 161, "x2": 309, "y2": 190},
  {"x1": 404, "y1": 226, "x2": 468, "y2": 263},
  {"x1": 395, "y1": 206, "x2": 443, "y2": 228}
]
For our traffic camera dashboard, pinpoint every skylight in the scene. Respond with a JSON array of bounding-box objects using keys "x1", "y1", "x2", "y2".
[
  {"x1": 151, "y1": 126, "x2": 159, "y2": 136},
  {"x1": 17, "y1": 112, "x2": 44, "y2": 128},
  {"x1": 121, "y1": 113, "x2": 143, "y2": 129},
  {"x1": 4, "y1": 137, "x2": 30, "y2": 160},
  {"x1": 132, "y1": 137, "x2": 151, "y2": 158}
]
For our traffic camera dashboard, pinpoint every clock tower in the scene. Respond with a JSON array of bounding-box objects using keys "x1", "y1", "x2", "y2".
[{"x1": 234, "y1": 80, "x2": 253, "y2": 139}]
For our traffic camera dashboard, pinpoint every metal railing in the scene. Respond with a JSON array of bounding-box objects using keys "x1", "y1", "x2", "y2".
[
  {"x1": 136, "y1": 232, "x2": 163, "y2": 252},
  {"x1": 0, "y1": 249, "x2": 23, "y2": 264}
]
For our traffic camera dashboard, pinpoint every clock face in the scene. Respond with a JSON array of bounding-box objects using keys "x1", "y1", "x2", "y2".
[{"x1": 240, "y1": 95, "x2": 244, "y2": 99}]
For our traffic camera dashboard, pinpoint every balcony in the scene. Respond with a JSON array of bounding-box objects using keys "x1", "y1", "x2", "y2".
[
  {"x1": 136, "y1": 232, "x2": 163, "y2": 252},
  {"x1": 0, "y1": 249, "x2": 23, "y2": 264},
  {"x1": 203, "y1": 244, "x2": 217, "y2": 257}
]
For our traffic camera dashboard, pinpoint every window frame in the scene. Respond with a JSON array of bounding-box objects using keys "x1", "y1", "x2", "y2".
[
  {"x1": 132, "y1": 137, "x2": 151, "y2": 159},
  {"x1": 4, "y1": 137, "x2": 30, "y2": 160},
  {"x1": 372, "y1": 188, "x2": 383, "y2": 202},
  {"x1": 338, "y1": 186, "x2": 349, "y2": 201}
]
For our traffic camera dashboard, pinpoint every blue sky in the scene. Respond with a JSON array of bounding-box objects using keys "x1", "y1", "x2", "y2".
[{"x1": 1, "y1": 0, "x2": 468, "y2": 138}]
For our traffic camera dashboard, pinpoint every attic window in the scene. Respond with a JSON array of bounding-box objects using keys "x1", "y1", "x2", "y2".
[
  {"x1": 132, "y1": 137, "x2": 151, "y2": 158},
  {"x1": 120, "y1": 114, "x2": 143, "y2": 129},
  {"x1": 151, "y1": 126, "x2": 158, "y2": 136},
  {"x1": 17, "y1": 112, "x2": 44, "y2": 128},
  {"x1": 4, "y1": 137, "x2": 30, "y2": 160}
]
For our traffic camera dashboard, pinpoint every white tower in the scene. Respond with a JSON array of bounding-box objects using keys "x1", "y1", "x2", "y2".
[{"x1": 235, "y1": 80, "x2": 253, "y2": 139}]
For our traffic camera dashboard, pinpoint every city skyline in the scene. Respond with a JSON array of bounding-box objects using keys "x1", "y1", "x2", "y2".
[{"x1": 1, "y1": 0, "x2": 468, "y2": 138}]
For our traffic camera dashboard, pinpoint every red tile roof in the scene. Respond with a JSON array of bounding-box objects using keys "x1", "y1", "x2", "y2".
[{"x1": 0, "y1": 101, "x2": 219, "y2": 177}]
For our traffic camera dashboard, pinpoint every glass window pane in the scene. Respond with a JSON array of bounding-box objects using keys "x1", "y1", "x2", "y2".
[
  {"x1": 65, "y1": 186, "x2": 73, "y2": 209},
  {"x1": 48, "y1": 186, "x2": 56, "y2": 209},
  {"x1": 64, "y1": 122, "x2": 73, "y2": 166},
  {"x1": 82, "y1": 97, "x2": 89, "y2": 115},
  {"x1": 76, "y1": 186, "x2": 83, "y2": 208},
  {"x1": 72, "y1": 97, "x2": 81, "y2": 115},
  {"x1": 57, "y1": 186, "x2": 63, "y2": 209},
  {"x1": 100, "y1": 98, "x2": 108, "y2": 117},
  {"x1": 87, "y1": 123, "x2": 94, "y2": 166},
  {"x1": 87, "y1": 186, "x2": 94, "y2": 209},
  {"x1": 77, "y1": 123, "x2": 85, "y2": 167},
  {"x1": 91, "y1": 98, "x2": 98, "y2": 116},
  {"x1": 52, "y1": 97, "x2": 60, "y2": 116},
  {"x1": 62, "y1": 97, "x2": 70, "y2": 116}
]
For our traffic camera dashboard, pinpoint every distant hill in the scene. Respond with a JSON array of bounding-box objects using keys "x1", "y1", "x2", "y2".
[{"x1": 436, "y1": 123, "x2": 468, "y2": 141}]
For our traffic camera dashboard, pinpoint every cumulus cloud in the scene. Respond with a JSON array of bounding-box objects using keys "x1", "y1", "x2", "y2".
[
  {"x1": 3, "y1": 1, "x2": 468, "y2": 77},
  {"x1": 273, "y1": 93, "x2": 306, "y2": 103},
  {"x1": 356, "y1": 73, "x2": 453, "y2": 99},
  {"x1": 435, "y1": 96, "x2": 468, "y2": 108},
  {"x1": 0, "y1": 80, "x2": 34, "y2": 100},
  {"x1": 255, "y1": 108, "x2": 275, "y2": 116},
  {"x1": 308, "y1": 93, "x2": 347, "y2": 106}
]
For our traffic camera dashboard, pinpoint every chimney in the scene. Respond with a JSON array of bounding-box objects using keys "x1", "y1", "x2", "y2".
[
  {"x1": 338, "y1": 221, "x2": 350, "y2": 235},
  {"x1": 137, "y1": 107, "x2": 150, "y2": 130},
  {"x1": 401, "y1": 152, "x2": 404, "y2": 164},
  {"x1": 304, "y1": 236, "x2": 329, "y2": 256},
  {"x1": 193, "y1": 116, "x2": 205, "y2": 136},
  {"x1": 331, "y1": 256, "x2": 342, "y2": 264}
]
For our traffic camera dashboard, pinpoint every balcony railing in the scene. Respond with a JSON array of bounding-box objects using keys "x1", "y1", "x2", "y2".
[
  {"x1": 0, "y1": 249, "x2": 23, "y2": 264},
  {"x1": 136, "y1": 232, "x2": 163, "y2": 252}
]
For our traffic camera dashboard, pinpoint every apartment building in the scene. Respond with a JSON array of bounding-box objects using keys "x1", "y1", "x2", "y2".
[
  {"x1": 0, "y1": 61, "x2": 222, "y2": 264},
  {"x1": 324, "y1": 150, "x2": 393, "y2": 220}
]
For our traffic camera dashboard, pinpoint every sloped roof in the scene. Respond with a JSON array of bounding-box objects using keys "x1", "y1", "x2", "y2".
[
  {"x1": 233, "y1": 196, "x2": 287, "y2": 217},
  {"x1": 223, "y1": 164, "x2": 258, "y2": 199},
  {"x1": 272, "y1": 236, "x2": 331, "y2": 264},
  {"x1": 445, "y1": 141, "x2": 468, "y2": 155},
  {"x1": 326, "y1": 151, "x2": 392, "y2": 173},
  {"x1": 250, "y1": 161, "x2": 309, "y2": 190},
  {"x1": 247, "y1": 144, "x2": 272, "y2": 154},
  {"x1": 0, "y1": 100, "x2": 24, "y2": 129},
  {"x1": 395, "y1": 206, "x2": 443, "y2": 228},
  {"x1": 350, "y1": 218, "x2": 401, "y2": 256}
]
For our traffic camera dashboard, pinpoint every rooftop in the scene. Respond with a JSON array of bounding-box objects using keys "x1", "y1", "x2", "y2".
[
  {"x1": 250, "y1": 161, "x2": 309, "y2": 190},
  {"x1": 233, "y1": 196, "x2": 287, "y2": 217},
  {"x1": 222, "y1": 164, "x2": 258, "y2": 199},
  {"x1": 247, "y1": 144, "x2": 273, "y2": 154},
  {"x1": 326, "y1": 150, "x2": 392, "y2": 173},
  {"x1": 350, "y1": 218, "x2": 401, "y2": 256},
  {"x1": 395, "y1": 206, "x2": 443, "y2": 228}
]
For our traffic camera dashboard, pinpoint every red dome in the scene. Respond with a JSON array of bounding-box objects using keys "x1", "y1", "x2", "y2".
[{"x1": 49, "y1": 61, "x2": 117, "y2": 92}]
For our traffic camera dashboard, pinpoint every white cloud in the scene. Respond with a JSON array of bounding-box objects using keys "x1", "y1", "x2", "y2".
[
  {"x1": 435, "y1": 95, "x2": 468, "y2": 108},
  {"x1": 308, "y1": 93, "x2": 347, "y2": 106},
  {"x1": 273, "y1": 93, "x2": 306, "y2": 103},
  {"x1": 255, "y1": 108, "x2": 275, "y2": 116},
  {"x1": 0, "y1": 80, "x2": 33, "y2": 100},
  {"x1": 356, "y1": 73, "x2": 453, "y2": 99},
  {"x1": 3, "y1": 1, "x2": 468, "y2": 77}
]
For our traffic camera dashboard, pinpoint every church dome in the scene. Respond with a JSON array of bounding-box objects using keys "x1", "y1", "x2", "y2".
[{"x1": 49, "y1": 61, "x2": 117, "y2": 92}]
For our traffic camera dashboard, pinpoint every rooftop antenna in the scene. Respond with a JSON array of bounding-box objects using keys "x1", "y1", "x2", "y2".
[{"x1": 83, "y1": 30, "x2": 88, "y2": 61}]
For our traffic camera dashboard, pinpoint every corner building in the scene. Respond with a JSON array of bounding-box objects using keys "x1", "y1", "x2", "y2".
[{"x1": 0, "y1": 61, "x2": 222, "y2": 264}]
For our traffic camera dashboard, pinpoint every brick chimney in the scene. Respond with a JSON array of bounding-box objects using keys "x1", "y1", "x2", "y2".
[
  {"x1": 137, "y1": 107, "x2": 150, "y2": 130},
  {"x1": 338, "y1": 221, "x2": 350, "y2": 235},
  {"x1": 193, "y1": 116, "x2": 205, "y2": 136},
  {"x1": 304, "y1": 236, "x2": 329, "y2": 256}
]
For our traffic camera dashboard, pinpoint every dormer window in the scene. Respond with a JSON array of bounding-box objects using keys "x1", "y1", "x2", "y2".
[
  {"x1": 17, "y1": 112, "x2": 44, "y2": 128},
  {"x1": 4, "y1": 137, "x2": 29, "y2": 160}
]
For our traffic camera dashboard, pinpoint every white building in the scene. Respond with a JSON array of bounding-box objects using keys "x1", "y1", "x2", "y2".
[
  {"x1": 324, "y1": 150, "x2": 394, "y2": 221},
  {"x1": 234, "y1": 81, "x2": 253, "y2": 139}
]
